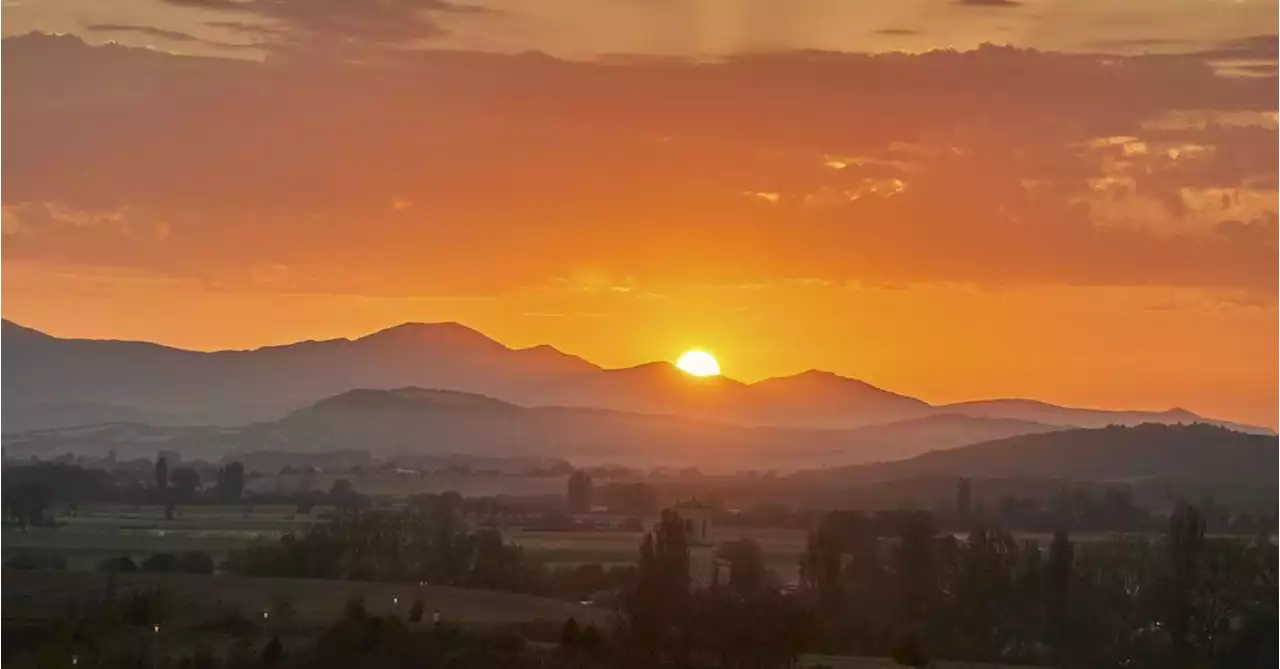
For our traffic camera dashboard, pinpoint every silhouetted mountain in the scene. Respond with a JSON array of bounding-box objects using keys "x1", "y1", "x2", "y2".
[
  {"x1": 798, "y1": 423, "x2": 1279, "y2": 487},
  {"x1": 4, "y1": 321, "x2": 1269, "y2": 439},
  {"x1": 2, "y1": 319, "x2": 597, "y2": 430},
  {"x1": 740, "y1": 370, "x2": 930, "y2": 427},
  {"x1": 932, "y1": 398, "x2": 1246, "y2": 430},
  {"x1": 1, "y1": 387, "x2": 1068, "y2": 469}
]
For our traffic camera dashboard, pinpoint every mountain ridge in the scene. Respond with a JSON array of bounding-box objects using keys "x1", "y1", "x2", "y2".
[
  {"x1": 0, "y1": 383, "x2": 1080, "y2": 468},
  {"x1": 792, "y1": 422, "x2": 1279, "y2": 488},
  {"x1": 3, "y1": 319, "x2": 1270, "y2": 437}
]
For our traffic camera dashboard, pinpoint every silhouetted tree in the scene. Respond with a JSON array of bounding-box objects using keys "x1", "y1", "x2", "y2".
[
  {"x1": 956, "y1": 477, "x2": 972, "y2": 521},
  {"x1": 408, "y1": 599, "x2": 424, "y2": 623},
  {"x1": 261, "y1": 634, "x2": 282, "y2": 667},
  {"x1": 330, "y1": 478, "x2": 354, "y2": 497},
  {"x1": 1167, "y1": 503, "x2": 1207, "y2": 669},
  {"x1": 170, "y1": 468, "x2": 200, "y2": 500},
  {"x1": 1044, "y1": 529, "x2": 1074, "y2": 664},
  {"x1": 154, "y1": 456, "x2": 169, "y2": 491},
  {"x1": 217, "y1": 462, "x2": 245, "y2": 500},
  {"x1": 894, "y1": 511, "x2": 938, "y2": 632},
  {"x1": 560, "y1": 616, "x2": 580, "y2": 649},
  {"x1": 3, "y1": 479, "x2": 51, "y2": 528},
  {"x1": 891, "y1": 631, "x2": 930, "y2": 667},
  {"x1": 629, "y1": 508, "x2": 691, "y2": 662},
  {"x1": 98, "y1": 556, "x2": 138, "y2": 573},
  {"x1": 567, "y1": 470, "x2": 593, "y2": 514},
  {"x1": 715, "y1": 538, "x2": 769, "y2": 596}
]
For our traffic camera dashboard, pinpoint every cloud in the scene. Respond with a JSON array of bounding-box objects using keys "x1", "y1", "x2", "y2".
[
  {"x1": 953, "y1": 0, "x2": 1022, "y2": 7},
  {"x1": 875, "y1": 28, "x2": 920, "y2": 37},
  {"x1": 84, "y1": 23, "x2": 262, "y2": 51},
  {"x1": 1, "y1": 33, "x2": 1274, "y2": 297},
  {"x1": 161, "y1": 0, "x2": 490, "y2": 54},
  {"x1": 86, "y1": 24, "x2": 204, "y2": 43},
  {"x1": 1088, "y1": 37, "x2": 1196, "y2": 53}
]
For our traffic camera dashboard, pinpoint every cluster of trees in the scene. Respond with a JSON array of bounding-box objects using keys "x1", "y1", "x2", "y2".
[
  {"x1": 597, "y1": 482, "x2": 659, "y2": 517},
  {"x1": 622, "y1": 509, "x2": 811, "y2": 667},
  {"x1": 568, "y1": 470, "x2": 594, "y2": 513},
  {"x1": 795, "y1": 505, "x2": 1276, "y2": 668},
  {"x1": 2, "y1": 461, "x2": 250, "y2": 527},
  {"x1": 223, "y1": 493, "x2": 546, "y2": 593}
]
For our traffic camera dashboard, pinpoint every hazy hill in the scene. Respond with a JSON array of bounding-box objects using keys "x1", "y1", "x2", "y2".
[
  {"x1": 2, "y1": 320, "x2": 597, "y2": 429},
  {"x1": 4, "y1": 321, "x2": 1269, "y2": 439},
  {"x1": 932, "y1": 398, "x2": 1246, "y2": 430},
  {"x1": 2, "y1": 387, "x2": 1067, "y2": 469},
  {"x1": 797, "y1": 423, "x2": 1279, "y2": 487}
]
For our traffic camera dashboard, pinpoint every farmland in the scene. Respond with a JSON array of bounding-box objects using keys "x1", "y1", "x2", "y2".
[
  {"x1": 2, "y1": 569, "x2": 608, "y2": 627},
  {"x1": 3, "y1": 504, "x2": 812, "y2": 583}
]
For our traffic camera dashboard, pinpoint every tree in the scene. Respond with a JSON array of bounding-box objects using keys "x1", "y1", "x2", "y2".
[
  {"x1": 330, "y1": 478, "x2": 362, "y2": 513},
  {"x1": 98, "y1": 556, "x2": 138, "y2": 573},
  {"x1": 715, "y1": 538, "x2": 769, "y2": 596},
  {"x1": 891, "y1": 631, "x2": 930, "y2": 668},
  {"x1": 408, "y1": 599, "x2": 424, "y2": 623},
  {"x1": 170, "y1": 468, "x2": 201, "y2": 500},
  {"x1": 217, "y1": 462, "x2": 245, "y2": 500},
  {"x1": 580, "y1": 623, "x2": 603, "y2": 652},
  {"x1": 567, "y1": 470, "x2": 593, "y2": 514},
  {"x1": 330, "y1": 478, "x2": 354, "y2": 497},
  {"x1": 1045, "y1": 529, "x2": 1074, "y2": 664},
  {"x1": 956, "y1": 478, "x2": 972, "y2": 520},
  {"x1": 261, "y1": 634, "x2": 282, "y2": 667},
  {"x1": 894, "y1": 511, "x2": 938, "y2": 632},
  {"x1": 1168, "y1": 503, "x2": 1207, "y2": 669},
  {"x1": 629, "y1": 509, "x2": 691, "y2": 661},
  {"x1": 3, "y1": 479, "x2": 51, "y2": 528},
  {"x1": 560, "y1": 616, "x2": 580, "y2": 649},
  {"x1": 154, "y1": 456, "x2": 169, "y2": 491}
]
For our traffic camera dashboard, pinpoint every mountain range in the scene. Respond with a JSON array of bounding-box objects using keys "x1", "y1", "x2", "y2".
[
  {"x1": 4, "y1": 320, "x2": 1268, "y2": 444},
  {"x1": 1, "y1": 387, "x2": 1062, "y2": 469}
]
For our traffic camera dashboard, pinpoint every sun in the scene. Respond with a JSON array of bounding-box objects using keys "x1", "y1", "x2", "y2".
[{"x1": 676, "y1": 350, "x2": 721, "y2": 377}]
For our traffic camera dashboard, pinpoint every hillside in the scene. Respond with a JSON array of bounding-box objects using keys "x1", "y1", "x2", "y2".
[
  {"x1": 5, "y1": 321, "x2": 1266, "y2": 443},
  {"x1": 2, "y1": 388, "x2": 1068, "y2": 470},
  {"x1": 797, "y1": 423, "x2": 1279, "y2": 487}
]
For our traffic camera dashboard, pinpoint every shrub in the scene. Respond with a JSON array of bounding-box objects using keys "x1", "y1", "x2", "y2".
[
  {"x1": 97, "y1": 556, "x2": 138, "y2": 573},
  {"x1": 408, "y1": 599, "x2": 424, "y2": 623}
]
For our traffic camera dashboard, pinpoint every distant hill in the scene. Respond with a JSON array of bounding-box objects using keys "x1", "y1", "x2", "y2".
[
  {"x1": 1, "y1": 387, "x2": 1066, "y2": 469},
  {"x1": 2, "y1": 320, "x2": 598, "y2": 430},
  {"x1": 4, "y1": 321, "x2": 1270, "y2": 443},
  {"x1": 796, "y1": 423, "x2": 1279, "y2": 487},
  {"x1": 931, "y1": 398, "x2": 1260, "y2": 431}
]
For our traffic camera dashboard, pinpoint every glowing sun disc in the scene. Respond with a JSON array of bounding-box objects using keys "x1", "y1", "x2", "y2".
[{"x1": 676, "y1": 350, "x2": 721, "y2": 377}]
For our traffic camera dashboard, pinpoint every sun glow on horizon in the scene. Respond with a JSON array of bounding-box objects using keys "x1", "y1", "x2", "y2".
[{"x1": 676, "y1": 350, "x2": 721, "y2": 377}]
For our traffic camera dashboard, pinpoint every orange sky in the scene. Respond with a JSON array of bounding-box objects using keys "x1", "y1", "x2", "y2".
[{"x1": 2, "y1": 3, "x2": 1277, "y2": 428}]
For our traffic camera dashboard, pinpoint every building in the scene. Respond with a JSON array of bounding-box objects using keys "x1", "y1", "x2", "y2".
[{"x1": 673, "y1": 499, "x2": 714, "y2": 545}]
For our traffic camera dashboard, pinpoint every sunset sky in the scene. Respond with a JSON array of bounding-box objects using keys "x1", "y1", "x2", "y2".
[{"x1": 3, "y1": 1, "x2": 1277, "y2": 427}]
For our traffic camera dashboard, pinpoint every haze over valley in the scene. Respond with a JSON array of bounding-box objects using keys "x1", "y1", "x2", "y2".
[{"x1": 6, "y1": 319, "x2": 1273, "y2": 479}]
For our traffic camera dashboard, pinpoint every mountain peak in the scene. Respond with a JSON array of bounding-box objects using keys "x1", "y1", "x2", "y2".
[
  {"x1": 304, "y1": 387, "x2": 518, "y2": 413},
  {"x1": 754, "y1": 369, "x2": 910, "y2": 396},
  {"x1": 356, "y1": 322, "x2": 505, "y2": 351}
]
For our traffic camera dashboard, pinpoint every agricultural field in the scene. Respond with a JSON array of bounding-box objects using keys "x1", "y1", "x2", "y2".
[
  {"x1": 6, "y1": 504, "x2": 1192, "y2": 586},
  {"x1": 2, "y1": 570, "x2": 608, "y2": 627},
  {"x1": 2, "y1": 505, "x2": 309, "y2": 570}
]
